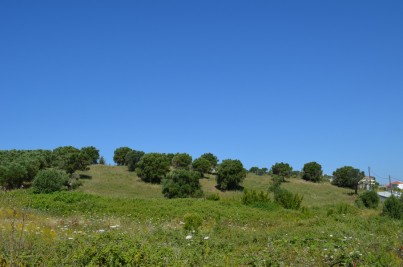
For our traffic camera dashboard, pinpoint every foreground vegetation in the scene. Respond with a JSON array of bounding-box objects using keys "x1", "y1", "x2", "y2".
[{"x1": 0, "y1": 165, "x2": 402, "y2": 266}]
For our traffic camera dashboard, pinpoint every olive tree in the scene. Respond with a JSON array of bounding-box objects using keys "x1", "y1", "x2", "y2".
[
  {"x1": 302, "y1": 162, "x2": 323, "y2": 183},
  {"x1": 332, "y1": 166, "x2": 364, "y2": 194},
  {"x1": 125, "y1": 150, "x2": 145, "y2": 172},
  {"x1": 216, "y1": 159, "x2": 246, "y2": 190},
  {"x1": 162, "y1": 169, "x2": 203, "y2": 198},
  {"x1": 113, "y1": 147, "x2": 132, "y2": 166},
  {"x1": 136, "y1": 153, "x2": 170, "y2": 183}
]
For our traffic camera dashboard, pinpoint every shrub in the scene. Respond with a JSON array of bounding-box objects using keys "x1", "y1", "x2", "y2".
[
  {"x1": 241, "y1": 189, "x2": 270, "y2": 205},
  {"x1": 357, "y1": 190, "x2": 379, "y2": 209},
  {"x1": 32, "y1": 169, "x2": 69, "y2": 194},
  {"x1": 184, "y1": 213, "x2": 203, "y2": 232},
  {"x1": 382, "y1": 195, "x2": 403, "y2": 219},
  {"x1": 273, "y1": 188, "x2": 303, "y2": 210},
  {"x1": 162, "y1": 170, "x2": 203, "y2": 198},
  {"x1": 268, "y1": 175, "x2": 283, "y2": 192}
]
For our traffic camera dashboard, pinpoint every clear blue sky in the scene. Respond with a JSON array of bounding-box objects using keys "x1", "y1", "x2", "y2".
[{"x1": 1, "y1": 1, "x2": 402, "y2": 185}]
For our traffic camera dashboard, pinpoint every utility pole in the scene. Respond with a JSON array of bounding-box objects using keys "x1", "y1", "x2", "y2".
[{"x1": 389, "y1": 175, "x2": 392, "y2": 194}]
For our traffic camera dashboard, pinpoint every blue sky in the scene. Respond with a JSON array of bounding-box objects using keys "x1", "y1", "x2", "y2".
[{"x1": 1, "y1": 1, "x2": 402, "y2": 184}]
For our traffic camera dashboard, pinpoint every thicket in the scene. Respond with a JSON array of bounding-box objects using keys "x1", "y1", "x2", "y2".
[{"x1": 0, "y1": 147, "x2": 98, "y2": 191}]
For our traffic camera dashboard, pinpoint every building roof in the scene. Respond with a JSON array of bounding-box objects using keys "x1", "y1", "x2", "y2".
[{"x1": 391, "y1": 181, "x2": 403, "y2": 184}]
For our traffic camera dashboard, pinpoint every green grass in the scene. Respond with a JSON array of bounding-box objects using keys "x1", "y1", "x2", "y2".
[
  {"x1": 76, "y1": 165, "x2": 163, "y2": 199},
  {"x1": 0, "y1": 165, "x2": 402, "y2": 266}
]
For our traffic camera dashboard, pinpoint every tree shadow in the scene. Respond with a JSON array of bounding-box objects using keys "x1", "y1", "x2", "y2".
[
  {"x1": 215, "y1": 184, "x2": 244, "y2": 192},
  {"x1": 79, "y1": 174, "x2": 92, "y2": 179}
]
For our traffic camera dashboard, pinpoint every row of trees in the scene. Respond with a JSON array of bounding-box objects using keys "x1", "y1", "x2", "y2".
[
  {"x1": 113, "y1": 147, "x2": 245, "y2": 197},
  {"x1": 114, "y1": 147, "x2": 368, "y2": 197},
  {"x1": 250, "y1": 161, "x2": 366, "y2": 193},
  {"x1": 0, "y1": 146, "x2": 100, "y2": 190}
]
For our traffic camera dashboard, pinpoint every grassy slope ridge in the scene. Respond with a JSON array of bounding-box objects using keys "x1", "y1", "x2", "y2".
[{"x1": 0, "y1": 165, "x2": 402, "y2": 266}]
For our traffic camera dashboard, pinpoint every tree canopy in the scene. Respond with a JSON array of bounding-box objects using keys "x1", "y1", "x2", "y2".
[
  {"x1": 171, "y1": 153, "x2": 192, "y2": 170},
  {"x1": 113, "y1": 147, "x2": 132, "y2": 166},
  {"x1": 192, "y1": 157, "x2": 211, "y2": 177},
  {"x1": 302, "y1": 162, "x2": 323, "y2": 183},
  {"x1": 332, "y1": 166, "x2": 364, "y2": 194},
  {"x1": 125, "y1": 150, "x2": 145, "y2": 172},
  {"x1": 81, "y1": 146, "x2": 100, "y2": 164},
  {"x1": 271, "y1": 162, "x2": 292, "y2": 181},
  {"x1": 200, "y1": 153, "x2": 219, "y2": 173},
  {"x1": 216, "y1": 159, "x2": 246, "y2": 190},
  {"x1": 136, "y1": 153, "x2": 170, "y2": 183},
  {"x1": 162, "y1": 169, "x2": 203, "y2": 198}
]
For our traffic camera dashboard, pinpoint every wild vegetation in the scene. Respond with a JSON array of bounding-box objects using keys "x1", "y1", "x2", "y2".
[{"x1": 0, "y1": 148, "x2": 402, "y2": 266}]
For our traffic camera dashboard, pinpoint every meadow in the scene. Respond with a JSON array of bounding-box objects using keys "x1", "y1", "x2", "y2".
[{"x1": 0, "y1": 165, "x2": 402, "y2": 266}]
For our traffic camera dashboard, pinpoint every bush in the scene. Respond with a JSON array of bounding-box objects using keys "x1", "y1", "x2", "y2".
[
  {"x1": 382, "y1": 195, "x2": 403, "y2": 219},
  {"x1": 268, "y1": 175, "x2": 283, "y2": 192},
  {"x1": 32, "y1": 169, "x2": 69, "y2": 194},
  {"x1": 273, "y1": 188, "x2": 303, "y2": 210},
  {"x1": 184, "y1": 213, "x2": 203, "y2": 232},
  {"x1": 241, "y1": 189, "x2": 270, "y2": 205},
  {"x1": 357, "y1": 190, "x2": 379, "y2": 209},
  {"x1": 162, "y1": 170, "x2": 203, "y2": 198}
]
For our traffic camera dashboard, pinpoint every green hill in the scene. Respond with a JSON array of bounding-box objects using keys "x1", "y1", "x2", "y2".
[{"x1": 0, "y1": 165, "x2": 401, "y2": 266}]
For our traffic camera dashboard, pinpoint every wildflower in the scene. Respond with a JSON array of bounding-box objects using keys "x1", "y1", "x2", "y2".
[
  {"x1": 179, "y1": 221, "x2": 185, "y2": 225},
  {"x1": 110, "y1": 225, "x2": 120, "y2": 229},
  {"x1": 329, "y1": 234, "x2": 333, "y2": 237},
  {"x1": 97, "y1": 229, "x2": 105, "y2": 233},
  {"x1": 186, "y1": 235, "x2": 192, "y2": 240},
  {"x1": 68, "y1": 237, "x2": 74, "y2": 240},
  {"x1": 204, "y1": 236, "x2": 209, "y2": 240}
]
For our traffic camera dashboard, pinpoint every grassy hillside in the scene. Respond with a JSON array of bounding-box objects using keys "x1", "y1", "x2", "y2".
[
  {"x1": 78, "y1": 165, "x2": 355, "y2": 207},
  {"x1": 0, "y1": 165, "x2": 401, "y2": 266}
]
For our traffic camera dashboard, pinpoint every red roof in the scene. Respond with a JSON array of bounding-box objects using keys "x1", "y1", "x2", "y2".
[{"x1": 391, "y1": 181, "x2": 403, "y2": 184}]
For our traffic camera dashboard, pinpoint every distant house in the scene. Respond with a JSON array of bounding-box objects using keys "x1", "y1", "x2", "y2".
[
  {"x1": 358, "y1": 176, "x2": 376, "y2": 190},
  {"x1": 390, "y1": 181, "x2": 403, "y2": 190}
]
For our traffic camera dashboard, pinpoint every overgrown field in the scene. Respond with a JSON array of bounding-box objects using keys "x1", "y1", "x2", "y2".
[{"x1": 0, "y1": 165, "x2": 402, "y2": 266}]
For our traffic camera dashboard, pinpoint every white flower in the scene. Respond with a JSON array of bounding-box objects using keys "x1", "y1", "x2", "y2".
[
  {"x1": 97, "y1": 229, "x2": 105, "y2": 233},
  {"x1": 329, "y1": 234, "x2": 333, "y2": 237},
  {"x1": 68, "y1": 237, "x2": 74, "y2": 240},
  {"x1": 179, "y1": 221, "x2": 185, "y2": 225},
  {"x1": 110, "y1": 225, "x2": 120, "y2": 229},
  {"x1": 185, "y1": 235, "x2": 192, "y2": 240},
  {"x1": 204, "y1": 236, "x2": 209, "y2": 240}
]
